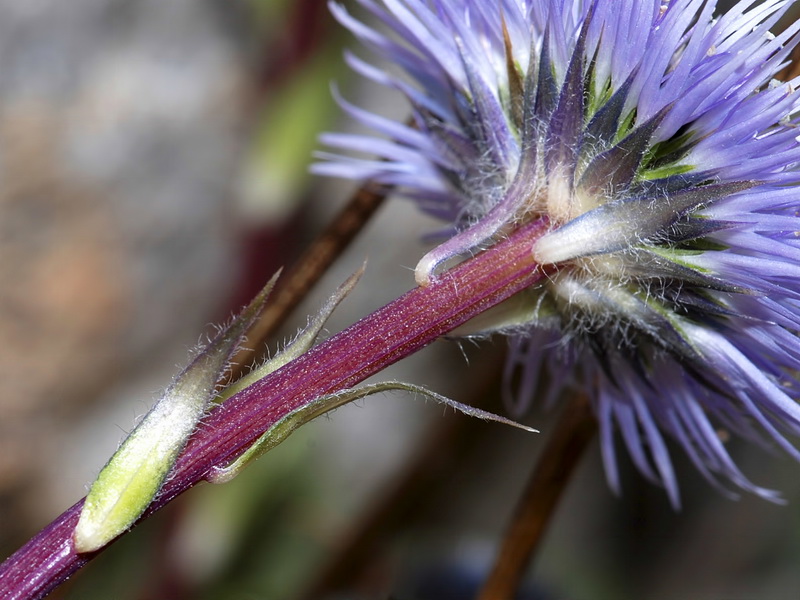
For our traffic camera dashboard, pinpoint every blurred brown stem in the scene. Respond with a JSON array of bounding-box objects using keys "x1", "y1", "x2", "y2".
[
  {"x1": 477, "y1": 394, "x2": 596, "y2": 600},
  {"x1": 227, "y1": 182, "x2": 388, "y2": 380}
]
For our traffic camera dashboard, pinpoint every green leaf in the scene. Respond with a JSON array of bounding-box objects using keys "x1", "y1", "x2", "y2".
[{"x1": 73, "y1": 274, "x2": 279, "y2": 553}]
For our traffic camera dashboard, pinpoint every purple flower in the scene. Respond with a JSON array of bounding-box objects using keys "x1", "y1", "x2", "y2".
[{"x1": 315, "y1": 0, "x2": 800, "y2": 505}]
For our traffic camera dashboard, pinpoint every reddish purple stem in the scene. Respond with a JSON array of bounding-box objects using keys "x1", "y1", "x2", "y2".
[{"x1": 0, "y1": 219, "x2": 548, "y2": 600}]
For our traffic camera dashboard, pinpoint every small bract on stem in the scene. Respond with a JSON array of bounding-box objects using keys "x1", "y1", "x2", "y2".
[{"x1": 73, "y1": 273, "x2": 281, "y2": 554}]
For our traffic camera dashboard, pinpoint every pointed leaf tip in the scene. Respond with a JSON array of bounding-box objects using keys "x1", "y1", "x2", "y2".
[
  {"x1": 74, "y1": 273, "x2": 281, "y2": 553},
  {"x1": 208, "y1": 380, "x2": 536, "y2": 484},
  {"x1": 215, "y1": 266, "x2": 365, "y2": 402}
]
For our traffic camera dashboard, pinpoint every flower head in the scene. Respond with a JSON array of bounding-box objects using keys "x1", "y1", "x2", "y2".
[{"x1": 315, "y1": 0, "x2": 800, "y2": 504}]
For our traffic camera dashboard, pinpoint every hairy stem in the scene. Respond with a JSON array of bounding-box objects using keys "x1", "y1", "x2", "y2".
[{"x1": 0, "y1": 218, "x2": 548, "y2": 600}]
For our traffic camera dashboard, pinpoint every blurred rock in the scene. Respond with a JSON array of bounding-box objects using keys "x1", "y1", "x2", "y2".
[{"x1": 0, "y1": 0, "x2": 251, "y2": 547}]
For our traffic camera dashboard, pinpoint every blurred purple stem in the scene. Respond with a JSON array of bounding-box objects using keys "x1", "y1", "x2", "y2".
[{"x1": 0, "y1": 218, "x2": 548, "y2": 600}]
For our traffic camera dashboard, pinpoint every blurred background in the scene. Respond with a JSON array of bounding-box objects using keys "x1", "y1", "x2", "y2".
[{"x1": 2, "y1": 0, "x2": 800, "y2": 599}]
